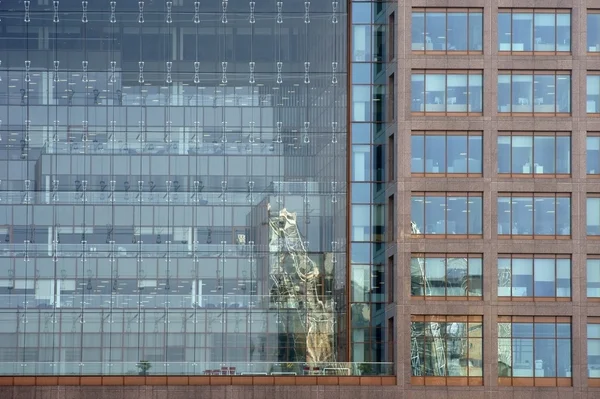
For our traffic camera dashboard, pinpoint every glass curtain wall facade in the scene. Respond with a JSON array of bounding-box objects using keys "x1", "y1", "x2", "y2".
[{"x1": 0, "y1": 1, "x2": 359, "y2": 376}]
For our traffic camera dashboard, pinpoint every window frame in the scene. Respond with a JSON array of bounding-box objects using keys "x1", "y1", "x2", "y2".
[
  {"x1": 411, "y1": 8, "x2": 484, "y2": 55},
  {"x1": 587, "y1": 72, "x2": 600, "y2": 115},
  {"x1": 411, "y1": 315, "x2": 483, "y2": 386},
  {"x1": 497, "y1": 71, "x2": 571, "y2": 116},
  {"x1": 411, "y1": 70, "x2": 484, "y2": 116},
  {"x1": 498, "y1": 316, "x2": 572, "y2": 387},
  {"x1": 498, "y1": 8, "x2": 571, "y2": 55},
  {"x1": 411, "y1": 192, "x2": 483, "y2": 239},
  {"x1": 410, "y1": 253, "x2": 483, "y2": 300},
  {"x1": 585, "y1": 194, "x2": 600, "y2": 238},
  {"x1": 586, "y1": 256, "x2": 600, "y2": 299},
  {"x1": 497, "y1": 254, "x2": 571, "y2": 302},
  {"x1": 496, "y1": 131, "x2": 571, "y2": 178},
  {"x1": 587, "y1": 317, "x2": 600, "y2": 385},
  {"x1": 411, "y1": 131, "x2": 483, "y2": 177},
  {"x1": 587, "y1": 10, "x2": 600, "y2": 54},
  {"x1": 497, "y1": 193, "x2": 571, "y2": 239},
  {"x1": 587, "y1": 133, "x2": 600, "y2": 175}
]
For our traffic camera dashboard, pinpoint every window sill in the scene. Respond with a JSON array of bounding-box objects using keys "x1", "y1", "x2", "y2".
[
  {"x1": 411, "y1": 296, "x2": 483, "y2": 301},
  {"x1": 497, "y1": 297, "x2": 571, "y2": 302},
  {"x1": 412, "y1": 234, "x2": 483, "y2": 239},
  {"x1": 497, "y1": 173, "x2": 571, "y2": 178},
  {"x1": 411, "y1": 173, "x2": 483, "y2": 178},
  {"x1": 498, "y1": 377, "x2": 571, "y2": 387},
  {"x1": 411, "y1": 376, "x2": 482, "y2": 386},
  {"x1": 497, "y1": 112, "x2": 571, "y2": 117}
]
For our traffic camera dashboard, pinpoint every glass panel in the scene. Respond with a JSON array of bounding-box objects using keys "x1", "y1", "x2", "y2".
[
  {"x1": 557, "y1": 74, "x2": 571, "y2": 113},
  {"x1": 352, "y1": 145, "x2": 371, "y2": 181},
  {"x1": 588, "y1": 259, "x2": 600, "y2": 298},
  {"x1": 411, "y1": 135, "x2": 425, "y2": 173},
  {"x1": 352, "y1": 3, "x2": 373, "y2": 24},
  {"x1": 534, "y1": 13, "x2": 556, "y2": 51},
  {"x1": 512, "y1": 136, "x2": 533, "y2": 174},
  {"x1": 411, "y1": 257, "x2": 425, "y2": 296},
  {"x1": 513, "y1": 12, "x2": 533, "y2": 51},
  {"x1": 498, "y1": 258, "x2": 512, "y2": 297},
  {"x1": 497, "y1": 197, "x2": 511, "y2": 235},
  {"x1": 447, "y1": 196, "x2": 467, "y2": 235},
  {"x1": 534, "y1": 136, "x2": 555, "y2": 174},
  {"x1": 533, "y1": 258, "x2": 555, "y2": 297},
  {"x1": 556, "y1": 136, "x2": 570, "y2": 174},
  {"x1": 411, "y1": 74, "x2": 425, "y2": 112},
  {"x1": 427, "y1": 12, "x2": 446, "y2": 51},
  {"x1": 535, "y1": 338, "x2": 556, "y2": 376},
  {"x1": 589, "y1": 324, "x2": 600, "y2": 339},
  {"x1": 425, "y1": 135, "x2": 445, "y2": 173},
  {"x1": 556, "y1": 13, "x2": 571, "y2": 51},
  {"x1": 425, "y1": 74, "x2": 446, "y2": 112},
  {"x1": 468, "y1": 196, "x2": 482, "y2": 234},
  {"x1": 557, "y1": 339, "x2": 571, "y2": 377},
  {"x1": 352, "y1": 63, "x2": 371, "y2": 85},
  {"x1": 512, "y1": 75, "x2": 533, "y2": 112},
  {"x1": 425, "y1": 196, "x2": 446, "y2": 235},
  {"x1": 556, "y1": 197, "x2": 570, "y2": 235},
  {"x1": 468, "y1": 135, "x2": 483, "y2": 173},
  {"x1": 411, "y1": 195, "x2": 425, "y2": 233},
  {"x1": 498, "y1": 136, "x2": 511, "y2": 173},
  {"x1": 412, "y1": 12, "x2": 426, "y2": 50},
  {"x1": 513, "y1": 338, "x2": 534, "y2": 376},
  {"x1": 513, "y1": 259, "x2": 533, "y2": 297},
  {"x1": 534, "y1": 197, "x2": 555, "y2": 235},
  {"x1": 587, "y1": 76, "x2": 600, "y2": 113},
  {"x1": 512, "y1": 197, "x2": 533, "y2": 235},
  {"x1": 447, "y1": 135, "x2": 467, "y2": 173},
  {"x1": 468, "y1": 74, "x2": 483, "y2": 113},
  {"x1": 498, "y1": 338, "x2": 512, "y2": 376},
  {"x1": 469, "y1": 12, "x2": 483, "y2": 51},
  {"x1": 589, "y1": 14, "x2": 600, "y2": 52},
  {"x1": 352, "y1": 205, "x2": 371, "y2": 241},
  {"x1": 353, "y1": 86, "x2": 371, "y2": 121},
  {"x1": 498, "y1": 12, "x2": 512, "y2": 51},
  {"x1": 351, "y1": 265, "x2": 370, "y2": 302},
  {"x1": 447, "y1": 12, "x2": 468, "y2": 51},
  {"x1": 589, "y1": 136, "x2": 600, "y2": 174},
  {"x1": 468, "y1": 258, "x2": 482, "y2": 296},
  {"x1": 498, "y1": 74, "x2": 511, "y2": 112},
  {"x1": 556, "y1": 259, "x2": 571, "y2": 298},
  {"x1": 425, "y1": 257, "x2": 446, "y2": 296},
  {"x1": 353, "y1": 25, "x2": 372, "y2": 61}
]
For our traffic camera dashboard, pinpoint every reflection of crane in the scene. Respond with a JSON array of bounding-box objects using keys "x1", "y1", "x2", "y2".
[
  {"x1": 268, "y1": 207, "x2": 335, "y2": 364},
  {"x1": 410, "y1": 222, "x2": 446, "y2": 376}
]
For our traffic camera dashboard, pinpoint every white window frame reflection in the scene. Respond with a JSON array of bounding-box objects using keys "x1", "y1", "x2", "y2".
[
  {"x1": 411, "y1": 8, "x2": 483, "y2": 53},
  {"x1": 497, "y1": 72, "x2": 571, "y2": 115},
  {"x1": 411, "y1": 193, "x2": 483, "y2": 238},
  {"x1": 497, "y1": 132, "x2": 571, "y2": 176},
  {"x1": 411, "y1": 131, "x2": 483, "y2": 176},
  {"x1": 498, "y1": 256, "x2": 571, "y2": 300},
  {"x1": 497, "y1": 194, "x2": 571, "y2": 238},
  {"x1": 498, "y1": 9, "x2": 571, "y2": 53},
  {"x1": 411, "y1": 70, "x2": 483, "y2": 115}
]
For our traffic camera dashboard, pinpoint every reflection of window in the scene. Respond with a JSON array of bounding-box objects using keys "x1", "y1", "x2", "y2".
[
  {"x1": 410, "y1": 315, "x2": 483, "y2": 385},
  {"x1": 411, "y1": 131, "x2": 482, "y2": 176},
  {"x1": 412, "y1": 8, "x2": 483, "y2": 53},
  {"x1": 497, "y1": 71, "x2": 571, "y2": 114},
  {"x1": 411, "y1": 71, "x2": 483, "y2": 115},
  {"x1": 498, "y1": 316, "x2": 571, "y2": 385},
  {"x1": 498, "y1": 9, "x2": 571, "y2": 53},
  {"x1": 587, "y1": 74, "x2": 600, "y2": 114},
  {"x1": 588, "y1": 12, "x2": 600, "y2": 53},
  {"x1": 498, "y1": 256, "x2": 571, "y2": 300},
  {"x1": 497, "y1": 132, "x2": 571, "y2": 176},
  {"x1": 588, "y1": 320, "x2": 600, "y2": 379},
  {"x1": 411, "y1": 192, "x2": 483, "y2": 237},
  {"x1": 497, "y1": 193, "x2": 571, "y2": 238},
  {"x1": 410, "y1": 254, "x2": 482, "y2": 298}
]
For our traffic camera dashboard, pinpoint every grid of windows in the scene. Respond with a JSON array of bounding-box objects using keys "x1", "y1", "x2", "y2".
[
  {"x1": 498, "y1": 9, "x2": 571, "y2": 53},
  {"x1": 497, "y1": 132, "x2": 571, "y2": 177},
  {"x1": 410, "y1": 254, "x2": 482, "y2": 299},
  {"x1": 410, "y1": 70, "x2": 483, "y2": 115},
  {"x1": 497, "y1": 71, "x2": 571, "y2": 115},
  {"x1": 411, "y1": 193, "x2": 483, "y2": 237},
  {"x1": 411, "y1": 9, "x2": 483, "y2": 53},
  {"x1": 497, "y1": 255, "x2": 571, "y2": 300},
  {"x1": 411, "y1": 131, "x2": 482, "y2": 176},
  {"x1": 497, "y1": 193, "x2": 571, "y2": 238},
  {"x1": 498, "y1": 317, "x2": 571, "y2": 385}
]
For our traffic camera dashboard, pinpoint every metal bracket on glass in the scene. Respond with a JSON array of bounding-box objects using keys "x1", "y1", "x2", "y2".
[
  {"x1": 109, "y1": 61, "x2": 117, "y2": 83},
  {"x1": 138, "y1": 61, "x2": 144, "y2": 83},
  {"x1": 222, "y1": 1, "x2": 228, "y2": 24},
  {"x1": 81, "y1": 61, "x2": 88, "y2": 82},
  {"x1": 164, "y1": 121, "x2": 172, "y2": 143},
  {"x1": 137, "y1": 181, "x2": 144, "y2": 202},
  {"x1": 109, "y1": 180, "x2": 116, "y2": 203},
  {"x1": 138, "y1": 1, "x2": 144, "y2": 23},
  {"x1": 24, "y1": 60, "x2": 31, "y2": 82},
  {"x1": 276, "y1": 62, "x2": 283, "y2": 84},
  {"x1": 304, "y1": 1, "x2": 310, "y2": 23},
  {"x1": 166, "y1": 1, "x2": 172, "y2": 23},
  {"x1": 247, "y1": 181, "x2": 254, "y2": 203},
  {"x1": 221, "y1": 61, "x2": 227, "y2": 84},
  {"x1": 304, "y1": 62, "x2": 310, "y2": 84},
  {"x1": 221, "y1": 181, "x2": 227, "y2": 203},
  {"x1": 166, "y1": 61, "x2": 172, "y2": 84},
  {"x1": 331, "y1": 241, "x2": 338, "y2": 263},
  {"x1": 24, "y1": 120, "x2": 30, "y2": 143},
  {"x1": 275, "y1": 121, "x2": 283, "y2": 144},
  {"x1": 331, "y1": 182, "x2": 338, "y2": 203},
  {"x1": 332, "y1": 62, "x2": 338, "y2": 84},
  {"x1": 23, "y1": 180, "x2": 31, "y2": 204},
  {"x1": 249, "y1": 61, "x2": 255, "y2": 84},
  {"x1": 193, "y1": 1, "x2": 200, "y2": 24},
  {"x1": 52, "y1": 180, "x2": 59, "y2": 202},
  {"x1": 276, "y1": 2, "x2": 283, "y2": 24},
  {"x1": 249, "y1": 2, "x2": 255, "y2": 24},
  {"x1": 81, "y1": 180, "x2": 88, "y2": 202},
  {"x1": 24, "y1": 1, "x2": 30, "y2": 23},
  {"x1": 53, "y1": 60, "x2": 60, "y2": 82},
  {"x1": 81, "y1": 1, "x2": 88, "y2": 23},
  {"x1": 110, "y1": 1, "x2": 116, "y2": 23},
  {"x1": 303, "y1": 121, "x2": 310, "y2": 143},
  {"x1": 331, "y1": 121, "x2": 338, "y2": 143},
  {"x1": 221, "y1": 121, "x2": 227, "y2": 143},
  {"x1": 53, "y1": 120, "x2": 60, "y2": 142},
  {"x1": 248, "y1": 121, "x2": 256, "y2": 143},
  {"x1": 331, "y1": 1, "x2": 338, "y2": 24},
  {"x1": 53, "y1": 1, "x2": 59, "y2": 23},
  {"x1": 194, "y1": 61, "x2": 200, "y2": 84}
]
